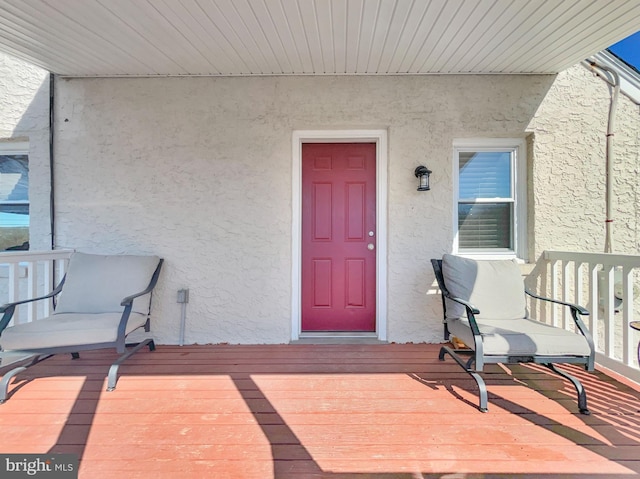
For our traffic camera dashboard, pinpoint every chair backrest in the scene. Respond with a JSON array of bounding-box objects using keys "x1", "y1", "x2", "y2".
[
  {"x1": 55, "y1": 253, "x2": 161, "y2": 314},
  {"x1": 441, "y1": 254, "x2": 527, "y2": 320}
]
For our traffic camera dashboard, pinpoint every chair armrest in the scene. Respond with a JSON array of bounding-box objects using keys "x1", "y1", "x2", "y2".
[
  {"x1": 442, "y1": 292, "x2": 482, "y2": 336},
  {"x1": 120, "y1": 258, "x2": 164, "y2": 306},
  {"x1": 120, "y1": 259, "x2": 164, "y2": 306},
  {"x1": 0, "y1": 281, "x2": 64, "y2": 333},
  {"x1": 525, "y1": 289, "x2": 589, "y2": 316},
  {"x1": 430, "y1": 259, "x2": 481, "y2": 336},
  {"x1": 0, "y1": 288, "x2": 60, "y2": 313},
  {"x1": 445, "y1": 294, "x2": 480, "y2": 315},
  {"x1": 525, "y1": 289, "x2": 594, "y2": 352},
  {"x1": 121, "y1": 288, "x2": 154, "y2": 306},
  {"x1": 114, "y1": 259, "x2": 164, "y2": 352}
]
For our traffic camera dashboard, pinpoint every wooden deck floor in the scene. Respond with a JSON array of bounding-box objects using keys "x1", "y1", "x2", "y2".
[{"x1": 2, "y1": 343, "x2": 640, "y2": 478}]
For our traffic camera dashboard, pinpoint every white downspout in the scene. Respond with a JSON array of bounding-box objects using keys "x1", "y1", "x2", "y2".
[
  {"x1": 589, "y1": 61, "x2": 620, "y2": 254},
  {"x1": 589, "y1": 61, "x2": 624, "y2": 313}
]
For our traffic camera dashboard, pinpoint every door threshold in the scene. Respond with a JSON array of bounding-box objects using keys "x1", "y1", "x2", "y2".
[{"x1": 292, "y1": 332, "x2": 385, "y2": 345}]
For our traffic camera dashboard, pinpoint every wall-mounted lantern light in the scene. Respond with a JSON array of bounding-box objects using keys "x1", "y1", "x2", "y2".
[{"x1": 414, "y1": 166, "x2": 432, "y2": 191}]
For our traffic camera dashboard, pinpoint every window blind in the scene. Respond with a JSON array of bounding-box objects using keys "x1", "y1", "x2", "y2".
[
  {"x1": 458, "y1": 203, "x2": 512, "y2": 249},
  {"x1": 459, "y1": 151, "x2": 511, "y2": 199}
]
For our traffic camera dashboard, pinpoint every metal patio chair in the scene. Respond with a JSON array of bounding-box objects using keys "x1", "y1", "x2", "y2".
[
  {"x1": 431, "y1": 254, "x2": 595, "y2": 414},
  {"x1": 0, "y1": 252, "x2": 163, "y2": 402}
]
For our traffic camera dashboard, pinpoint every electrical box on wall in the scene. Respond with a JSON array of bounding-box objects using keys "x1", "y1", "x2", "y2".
[{"x1": 177, "y1": 289, "x2": 189, "y2": 303}]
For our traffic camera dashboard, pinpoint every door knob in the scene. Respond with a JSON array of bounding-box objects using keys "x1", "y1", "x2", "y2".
[{"x1": 367, "y1": 243, "x2": 375, "y2": 250}]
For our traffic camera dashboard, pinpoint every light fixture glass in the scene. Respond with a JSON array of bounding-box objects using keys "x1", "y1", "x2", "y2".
[{"x1": 414, "y1": 166, "x2": 432, "y2": 191}]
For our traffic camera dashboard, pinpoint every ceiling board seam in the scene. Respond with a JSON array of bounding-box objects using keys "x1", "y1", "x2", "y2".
[
  {"x1": 337, "y1": 0, "x2": 348, "y2": 73},
  {"x1": 526, "y1": 2, "x2": 640, "y2": 73},
  {"x1": 443, "y1": 0, "x2": 506, "y2": 73},
  {"x1": 4, "y1": 0, "x2": 133, "y2": 74},
  {"x1": 428, "y1": 0, "x2": 489, "y2": 73},
  {"x1": 361, "y1": 0, "x2": 380, "y2": 74},
  {"x1": 329, "y1": 0, "x2": 336, "y2": 73},
  {"x1": 289, "y1": 0, "x2": 316, "y2": 73},
  {"x1": 178, "y1": 0, "x2": 240, "y2": 74},
  {"x1": 312, "y1": 0, "x2": 330, "y2": 74},
  {"x1": 93, "y1": 0, "x2": 185, "y2": 74},
  {"x1": 415, "y1": 0, "x2": 466, "y2": 73},
  {"x1": 0, "y1": 29, "x2": 85, "y2": 74},
  {"x1": 465, "y1": 1, "x2": 547, "y2": 72},
  {"x1": 507, "y1": 0, "x2": 600, "y2": 72},
  {"x1": 455, "y1": 0, "x2": 522, "y2": 73},
  {"x1": 247, "y1": 0, "x2": 288, "y2": 74},
  {"x1": 213, "y1": 0, "x2": 269, "y2": 74},
  {"x1": 484, "y1": 0, "x2": 578, "y2": 72},
  {"x1": 195, "y1": 0, "x2": 254, "y2": 74},
  {"x1": 349, "y1": 0, "x2": 364, "y2": 73},
  {"x1": 149, "y1": 0, "x2": 219, "y2": 74},
  {"x1": 0, "y1": 16, "x2": 91, "y2": 74},
  {"x1": 223, "y1": 0, "x2": 271, "y2": 74},
  {"x1": 372, "y1": 0, "x2": 398, "y2": 74},
  {"x1": 392, "y1": 0, "x2": 431, "y2": 74},
  {"x1": 300, "y1": 0, "x2": 323, "y2": 74},
  {"x1": 405, "y1": 0, "x2": 446, "y2": 73},
  {"x1": 377, "y1": 0, "x2": 416, "y2": 74},
  {"x1": 273, "y1": 0, "x2": 304, "y2": 73}
]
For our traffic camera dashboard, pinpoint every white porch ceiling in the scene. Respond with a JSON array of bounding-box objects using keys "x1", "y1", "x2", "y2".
[{"x1": 0, "y1": 0, "x2": 639, "y2": 77}]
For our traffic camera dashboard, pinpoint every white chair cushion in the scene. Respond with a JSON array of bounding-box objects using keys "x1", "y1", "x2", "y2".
[
  {"x1": 55, "y1": 253, "x2": 160, "y2": 314},
  {"x1": 0, "y1": 312, "x2": 148, "y2": 351},
  {"x1": 442, "y1": 254, "x2": 527, "y2": 320},
  {"x1": 447, "y1": 317, "x2": 592, "y2": 357}
]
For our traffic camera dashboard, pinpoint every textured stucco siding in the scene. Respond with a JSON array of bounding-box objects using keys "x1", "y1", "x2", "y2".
[
  {"x1": 528, "y1": 64, "x2": 640, "y2": 361},
  {"x1": 53, "y1": 74, "x2": 555, "y2": 344},
  {"x1": 0, "y1": 53, "x2": 50, "y2": 250},
  {"x1": 529, "y1": 64, "x2": 640, "y2": 257}
]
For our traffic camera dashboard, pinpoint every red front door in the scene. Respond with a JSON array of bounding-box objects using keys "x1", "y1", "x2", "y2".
[{"x1": 301, "y1": 143, "x2": 376, "y2": 332}]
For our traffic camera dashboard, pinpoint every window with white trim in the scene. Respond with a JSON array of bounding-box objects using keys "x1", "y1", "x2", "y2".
[
  {"x1": 453, "y1": 139, "x2": 526, "y2": 258},
  {"x1": 0, "y1": 142, "x2": 29, "y2": 251}
]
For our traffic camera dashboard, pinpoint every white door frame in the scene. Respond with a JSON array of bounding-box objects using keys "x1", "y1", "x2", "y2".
[{"x1": 291, "y1": 129, "x2": 388, "y2": 341}]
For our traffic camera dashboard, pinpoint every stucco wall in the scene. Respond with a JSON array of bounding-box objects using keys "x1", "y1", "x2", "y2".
[
  {"x1": 529, "y1": 64, "x2": 640, "y2": 257},
  {"x1": 53, "y1": 74, "x2": 555, "y2": 344},
  {"x1": 527, "y1": 64, "x2": 640, "y2": 361},
  {"x1": 0, "y1": 52, "x2": 50, "y2": 250}
]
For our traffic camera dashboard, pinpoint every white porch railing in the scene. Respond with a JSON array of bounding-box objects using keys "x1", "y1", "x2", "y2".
[
  {"x1": 528, "y1": 250, "x2": 640, "y2": 384},
  {"x1": 0, "y1": 250, "x2": 74, "y2": 326}
]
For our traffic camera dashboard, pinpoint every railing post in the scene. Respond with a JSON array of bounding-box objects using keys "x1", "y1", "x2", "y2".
[
  {"x1": 623, "y1": 266, "x2": 634, "y2": 366},
  {"x1": 575, "y1": 262, "x2": 584, "y2": 333},
  {"x1": 589, "y1": 263, "x2": 599, "y2": 341},
  {"x1": 43, "y1": 260, "x2": 53, "y2": 317},
  {"x1": 27, "y1": 261, "x2": 37, "y2": 322},
  {"x1": 562, "y1": 260, "x2": 571, "y2": 330},
  {"x1": 550, "y1": 260, "x2": 559, "y2": 327},
  {"x1": 8, "y1": 263, "x2": 19, "y2": 324},
  {"x1": 603, "y1": 265, "x2": 615, "y2": 359}
]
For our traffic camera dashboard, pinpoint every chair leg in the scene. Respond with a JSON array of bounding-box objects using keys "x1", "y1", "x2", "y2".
[
  {"x1": 544, "y1": 363, "x2": 590, "y2": 415},
  {"x1": 0, "y1": 355, "x2": 50, "y2": 403},
  {"x1": 439, "y1": 345, "x2": 488, "y2": 412},
  {"x1": 106, "y1": 339, "x2": 155, "y2": 391}
]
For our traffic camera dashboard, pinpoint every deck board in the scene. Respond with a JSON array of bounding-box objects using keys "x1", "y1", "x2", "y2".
[{"x1": 2, "y1": 343, "x2": 640, "y2": 478}]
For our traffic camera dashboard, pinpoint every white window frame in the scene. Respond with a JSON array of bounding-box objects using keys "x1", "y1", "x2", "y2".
[{"x1": 452, "y1": 138, "x2": 527, "y2": 260}]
